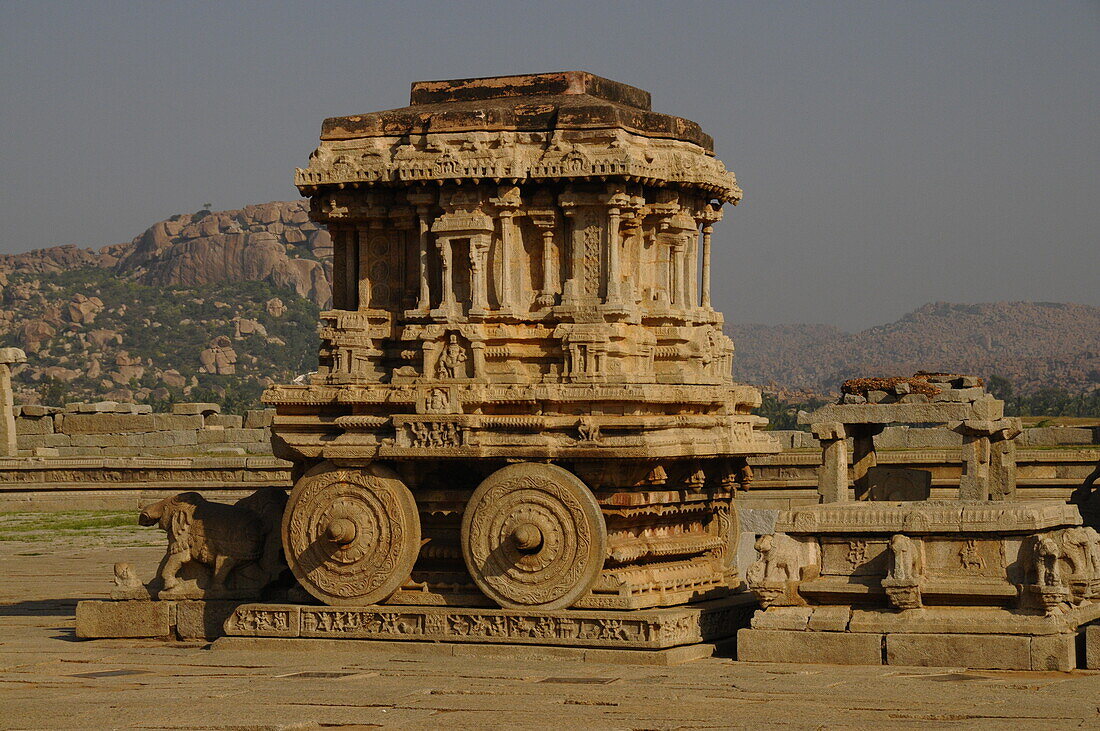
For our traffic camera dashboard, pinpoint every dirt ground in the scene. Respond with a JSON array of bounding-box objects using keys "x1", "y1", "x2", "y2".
[{"x1": 2, "y1": 513, "x2": 1100, "y2": 730}]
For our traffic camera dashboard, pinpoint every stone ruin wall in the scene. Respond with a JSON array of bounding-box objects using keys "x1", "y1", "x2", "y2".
[{"x1": 3, "y1": 401, "x2": 1096, "y2": 516}]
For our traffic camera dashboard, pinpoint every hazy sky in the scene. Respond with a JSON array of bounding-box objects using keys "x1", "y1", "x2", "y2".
[{"x1": 1, "y1": 1, "x2": 1097, "y2": 330}]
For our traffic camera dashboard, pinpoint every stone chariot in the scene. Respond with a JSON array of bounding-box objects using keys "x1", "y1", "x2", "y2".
[{"x1": 264, "y1": 72, "x2": 778, "y2": 618}]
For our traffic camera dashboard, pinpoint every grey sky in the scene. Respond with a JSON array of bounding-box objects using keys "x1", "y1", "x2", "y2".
[{"x1": 1, "y1": 1, "x2": 1097, "y2": 330}]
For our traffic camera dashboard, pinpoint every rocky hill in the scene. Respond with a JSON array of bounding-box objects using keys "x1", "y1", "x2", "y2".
[
  {"x1": 2, "y1": 201, "x2": 1096, "y2": 409},
  {"x1": 730, "y1": 301, "x2": 1100, "y2": 397}
]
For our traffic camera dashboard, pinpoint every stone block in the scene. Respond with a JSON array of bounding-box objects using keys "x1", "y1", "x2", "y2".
[
  {"x1": 19, "y1": 404, "x2": 58, "y2": 417},
  {"x1": 17, "y1": 433, "x2": 71, "y2": 449},
  {"x1": 152, "y1": 413, "x2": 204, "y2": 431},
  {"x1": 205, "y1": 446, "x2": 248, "y2": 455},
  {"x1": 33, "y1": 447, "x2": 60, "y2": 457},
  {"x1": 807, "y1": 606, "x2": 851, "y2": 632},
  {"x1": 1085, "y1": 625, "x2": 1100, "y2": 669},
  {"x1": 172, "y1": 402, "x2": 221, "y2": 416},
  {"x1": 69, "y1": 433, "x2": 145, "y2": 448},
  {"x1": 175, "y1": 600, "x2": 244, "y2": 640},
  {"x1": 142, "y1": 430, "x2": 199, "y2": 448},
  {"x1": 932, "y1": 387, "x2": 986, "y2": 403},
  {"x1": 1019, "y1": 428, "x2": 1095, "y2": 447},
  {"x1": 750, "y1": 607, "x2": 811, "y2": 630},
  {"x1": 1030, "y1": 633, "x2": 1076, "y2": 671},
  {"x1": 873, "y1": 426, "x2": 908, "y2": 450},
  {"x1": 244, "y1": 409, "x2": 274, "y2": 429},
  {"x1": 886, "y1": 633, "x2": 1029, "y2": 670},
  {"x1": 61, "y1": 413, "x2": 157, "y2": 434},
  {"x1": 737, "y1": 629, "x2": 882, "y2": 665},
  {"x1": 57, "y1": 446, "x2": 102, "y2": 457},
  {"x1": 206, "y1": 414, "x2": 243, "y2": 429},
  {"x1": 199, "y1": 427, "x2": 267, "y2": 444},
  {"x1": 906, "y1": 428, "x2": 962, "y2": 449},
  {"x1": 75, "y1": 600, "x2": 171, "y2": 638},
  {"x1": 16, "y1": 416, "x2": 54, "y2": 435}
]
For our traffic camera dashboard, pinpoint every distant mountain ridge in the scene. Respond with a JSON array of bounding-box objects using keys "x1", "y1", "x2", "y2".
[
  {"x1": 1, "y1": 201, "x2": 1095, "y2": 405},
  {"x1": 729, "y1": 301, "x2": 1100, "y2": 396}
]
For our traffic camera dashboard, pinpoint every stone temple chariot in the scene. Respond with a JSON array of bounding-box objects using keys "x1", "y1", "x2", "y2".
[{"x1": 262, "y1": 71, "x2": 777, "y2": 622}]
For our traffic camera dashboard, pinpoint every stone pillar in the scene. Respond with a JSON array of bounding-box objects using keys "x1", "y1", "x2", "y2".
[
  {"x1": 356, "y1": 224, "x2": 372, "y2": 310},
  {"x1": 606, "y1": 207, "x2": 622, "y2": 305},
  {"x1": 957, "y1": 425, "x2": 992, "y2": 501},
  {"x1": 345, "y1": 228, "x2": 360, "y2": 310},
  {"x1": 0, "y1": 348, "x2": 26, "y2": 458},
  {"x1": 537, "y1": 225, "x2": 557, "y2": 307},
  {"x1": 812, "y1": 422, "x2": 848, "y2": 503},
  {"x1": 470, "y1": 340, "x2": 487, "y2": 380},
  {"x1": 669, "y1": 239, "x2": 684, "y2": 307},
  {"x1": 436, "y1": 236, "x2": 457, "y2": 316},
  {"x1": 330, "y1": 226, "x2": 348, "y2": 309},
  {"x1": 850, "y1": 424, "x2": 884, "y2": 500},
  {"x1": 686, "y1": 229, "x2": 698, "y2": 310},
  {"x1": 700, "y1": 224, "x2": 713, "y2": 309},
  {"x1": 416, "y1": 207, "x2": 431, "y2": 312},
  {"x1": 497, "y1": 210, "x2": 516, "y2": 312},
  {"x1": 469, "y1": 235, "x2": 490, "y2": 316}
]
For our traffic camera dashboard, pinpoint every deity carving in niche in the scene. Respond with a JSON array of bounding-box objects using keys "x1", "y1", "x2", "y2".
[{"x1": 436, "y1": 333, "x2": 468, "y2": 379}]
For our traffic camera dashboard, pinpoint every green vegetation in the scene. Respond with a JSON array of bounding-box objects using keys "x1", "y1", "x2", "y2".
[
  {"x1": 1, "y1": 267, "x2": 321, "y2": 414},
  {"x1": 988, "y1": 375, "x2": 1100, "y2": 418},
  {"x1": 0, "y1": 510, "x2": 147, "y2": 540}
]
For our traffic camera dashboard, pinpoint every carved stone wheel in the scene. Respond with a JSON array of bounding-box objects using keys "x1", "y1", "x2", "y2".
[
  {"x1": 461, "y1": 463, "x2": 607, "y2": 610},
  {"x1": 282, "y1": 462, "x2": 420, "y2": 606}
]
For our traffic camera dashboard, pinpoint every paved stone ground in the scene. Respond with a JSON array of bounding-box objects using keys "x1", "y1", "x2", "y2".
[{"x1": 3, "y1": 516, "x2": 1100, "y2": 729}]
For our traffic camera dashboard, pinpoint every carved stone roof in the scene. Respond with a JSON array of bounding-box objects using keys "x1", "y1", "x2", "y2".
[
  {"x1": 296, "y1": 72, "x2": 741, "y2": 202},
  {"x1": 320, "y1": 72, "x2": 713, "y2": 150}
]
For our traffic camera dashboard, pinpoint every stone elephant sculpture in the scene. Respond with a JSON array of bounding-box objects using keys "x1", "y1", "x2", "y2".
[{"x1": 138, "y1": 489, "x2": 285, "y2": 598}]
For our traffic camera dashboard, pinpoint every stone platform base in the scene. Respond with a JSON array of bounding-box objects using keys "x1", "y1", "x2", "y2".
[
  {"x1": 212, "y1": 636, "x2": 733, "y2": 666},
  {"x1": 76, "y1": 594, "x2": 757, "y2": 652},
  {"x1": 738, "y1": 603, "x2": 1100, "y2": 670}
]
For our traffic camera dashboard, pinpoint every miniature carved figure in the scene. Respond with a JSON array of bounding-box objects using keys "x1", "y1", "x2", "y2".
[{"x1": 436, "y1": 334, "x2": 467, "y2": 378}]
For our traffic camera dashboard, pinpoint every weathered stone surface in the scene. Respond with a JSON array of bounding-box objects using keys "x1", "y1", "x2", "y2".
[
  {"x1": 223, "y1": 596, "x2": 751, "y2": 649},
  {"x1": 1085, "y1": 624, "x2": 1100, "y2": 669},
  {"x1": 172, "y1": 402, "x2": 221, "y2": 416},
  {"x1": 1029, "y1": 633, "x2": 1076, "y2": 671},
  {"x1": 886, "y1": 633, "x2": 1030, "y2": 670},
  {"x1": 75, "y1": 600, "x2": 171, "y2": 638},
  {"x1": 807, "y1": 606, "x2": 851, "y2": 632},
  {"x1": 737, "y1": 629, "x2": 882, "y2": 665},
  {"x1": 175, "y1": 600, "x2": 245, "y2": 640}
]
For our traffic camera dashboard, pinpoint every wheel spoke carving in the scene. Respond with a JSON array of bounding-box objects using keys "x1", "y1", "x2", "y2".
[
  {"x1": 282, "y1": 462, "x2": 420, "y2": 606},
  {"x1": 461, "y1": 463, "x2": 606, "y2": 610}
]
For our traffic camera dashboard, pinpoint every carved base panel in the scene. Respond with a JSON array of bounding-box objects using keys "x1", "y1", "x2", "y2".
[{"x1": 222, "y1": 594, "x2": 757, "y2": 649}]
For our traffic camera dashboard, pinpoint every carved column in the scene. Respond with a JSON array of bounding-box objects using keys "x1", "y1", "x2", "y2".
[
  {"x1": 345, "y1": 227, "x2": 360, "y2": 310},
  {"x1": 812, "y1": 422, "x2": 848, "y2": 503},
  {"x1": 356, "y1": 224, "x2": 374, "y2": 310},
  {"x1": 700, "y1": 224, "x2": 713, "y2": 309},
  {"x1": 958, "y1": 430, "x2": 992, "y2": 501},
  {"x1": 469, "y1": 235, "x2": 490, "y2": 316},
  {"x1": 537, "y1": 225, "x2": 557, "y2": 307},
  {"x1": 415, "y1": 207, "x2": 431, "y2": 312},
  {"x1": 989, "y1": 419, "x2": 1022, "y2": 500},
  {"x1": 0, "y1": 367, "x2": 15, "y2": 457},
  {"x1": 330, "y1": 226, "x2": 349, "y2": 309},
  {"x1": 850, "y1": 424, "x2": 884, "y2": 500},
  {"x1": 605, "y1": 206, "x2": 622, "y2": 306},
  {"x1": 497, "y1": 210, "x2": 516, "y2": 312},
  {"x1": 436, "y1": 236, "x2": 456, "y2": 316},
  {"x1": 0, "y1": 348, "x2": 25, "y2": 457},
  {"x1": 669, "y1": 239, "x2": 684, "y2": 307},
  {"x1": 470, "y1": 340, "x2": 487, "y2": 379}
]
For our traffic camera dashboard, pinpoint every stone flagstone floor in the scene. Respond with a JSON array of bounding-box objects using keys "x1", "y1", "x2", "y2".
[{"x1": 2, "y1": 514, "x2": 1100, "y2": 729}]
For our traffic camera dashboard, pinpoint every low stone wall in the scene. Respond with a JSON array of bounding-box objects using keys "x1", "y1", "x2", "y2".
[
  {"x1": 1, "y1": 412, "x2": 1097, "y2": 514},
  {"x1": 14, "y1": 401, "x2": 274, "y2": 458}
]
